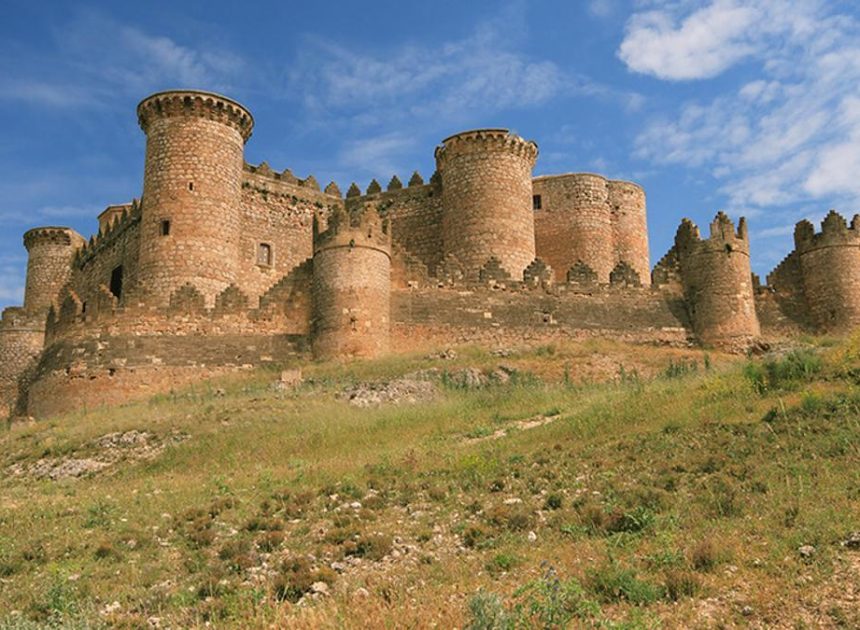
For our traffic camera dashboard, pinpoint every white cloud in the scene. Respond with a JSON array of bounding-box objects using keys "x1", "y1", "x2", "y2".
[
  {"x1": 618, "y1": 0, "x2": 760, "y2": 80},
  {"x1": 627, "y1": 1, "x2": 860, "y2": 242}
]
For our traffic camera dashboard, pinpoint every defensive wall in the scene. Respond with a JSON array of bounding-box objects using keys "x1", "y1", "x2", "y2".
[{"x1": 2, "y1": 88, "x2": 859, "y2": 420}]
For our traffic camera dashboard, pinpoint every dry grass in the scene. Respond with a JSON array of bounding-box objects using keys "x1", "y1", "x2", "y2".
[{"x1": 0, "y1": 336, "x2": 858, "y2": 628}]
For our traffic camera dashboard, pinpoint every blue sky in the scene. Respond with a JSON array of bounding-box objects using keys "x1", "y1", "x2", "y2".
[{"x1": 2, "y1": 0, "x2": 859, "y2": 309}]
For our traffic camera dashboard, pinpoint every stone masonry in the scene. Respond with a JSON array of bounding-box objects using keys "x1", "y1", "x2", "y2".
[{"x1": 0, "y1": 88, "x2": 855, "y2": 419}]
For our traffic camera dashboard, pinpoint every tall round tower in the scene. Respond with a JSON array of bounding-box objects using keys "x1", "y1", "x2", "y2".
[
  {"x1": 23, "y1": 227, "x2": 85, "y2": 315},
  {"x1": 675, "y1": 212, "x2": 759, "y2": 349},
  {"x1": 794, "y1": 211, "x2": 860, "y2": 331},
  {"x1": 436, "y1": 129, "x2": 538, "y2": 279},
  {"x1": 609, "y1": 180, "x2": 650, "y2": 286},
  {"x1": 136, "y1": 90, "x2": 254, "y2": 306},
  {"x1": 312, "y1": 205, "x2": 392, "y2": 360}
]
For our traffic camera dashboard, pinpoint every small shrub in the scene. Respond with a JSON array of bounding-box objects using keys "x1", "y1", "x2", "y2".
[
  {"x1": 256, "y1": 530, "x2": 284, "y2": 552},
  {"x1": 273, "y1": 557, "x2": 336, "y2": 603},
  {"x1": 663, "y1": 360, "x2": 697, "y2": 379},
  {"x1": 544, "y1": 493, "x2": 563, "y2": 510},
  {"x1": 465, "y1": 590, "x2": 510, "y2": 630},
  {"x1": 486, "y1": 504, "x2": 532, "y2": 532},
  {"x1": 744, "y1": 349, "x2": 822, "y2": 394},
  {"x1": 344, "y1": 532, "x2": 392, "y2": 561},
  {"x1": 586, "y1": 562, "x2": 661, "y2": 605},
  {"x1": 663, "y1": 570, "x2": 701, "y2": 601},
  {"x1": 486, "y1": 553, "x2": 521, "y2": 576},
  {"x1": 513, "y1": 565, "x2": 601, "y2": 626},
  {"x1": 463, "y1": 524, "x2": 493, "y2": 549},
  {"x1": 94, "y1": 541, "x2": 119, "y2": 560},
  {"x1": 690, "y1": 539, "x2": 720, "y2": 572}
]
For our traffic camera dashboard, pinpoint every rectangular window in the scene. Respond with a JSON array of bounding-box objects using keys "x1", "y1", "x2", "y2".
[
  {"x1": 160, "y1": 220, "x2": 171, "y2": 236},
  {"x1": 533, "y1": 195, "x2": 542, "y2": 210},
  {"x1": 110, "y1": 265, "x2": 123, "y2": 299},
  {"x1": 257, "y1": 243, "x2": 272, "y2": 266}
]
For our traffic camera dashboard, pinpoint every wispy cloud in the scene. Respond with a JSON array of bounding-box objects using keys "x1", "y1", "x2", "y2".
[
  {"x1": 286, "y1": 12, "x2": 627, "y2": 134},
  {"x1": 337, "y1": 133, "x2": 418, "y2": 179},
  {"x1": 0, "y1": 10, "x2": 245, "y2": 108},
  {"x1": 620, "y1": 1, "x2": 860, "y2": 246}
]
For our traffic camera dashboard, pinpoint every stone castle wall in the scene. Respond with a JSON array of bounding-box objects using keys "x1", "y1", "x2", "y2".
[{"x1": 7, "y1": 87, "x2": 859, "y2": 421}]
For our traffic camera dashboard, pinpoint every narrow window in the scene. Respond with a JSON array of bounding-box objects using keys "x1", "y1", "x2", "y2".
[
  {"x1": 188, "y1": 182, "x2": 194, "y2": 191},
  {"x1": 533, "y1": 194, "x2": 542, "y2": 210},
  {"x1": 161, "y1": 220, "x2": 171, "y2": 236},
  {"x1": 257, "y1": 243, "x2": 272, "y2": 266},
  {"x1": 110, "y1": 265, "x2": 123, "y2": 299}
]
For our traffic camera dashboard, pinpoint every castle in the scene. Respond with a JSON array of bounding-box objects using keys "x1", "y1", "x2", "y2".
[{"x1": 1, "y1": 89, "x2": 857, "y2": 419}]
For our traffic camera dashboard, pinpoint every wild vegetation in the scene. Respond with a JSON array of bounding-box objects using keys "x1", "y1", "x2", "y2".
[{"x1": 0, "y1": 336, "x2": 858, "y2": 628}]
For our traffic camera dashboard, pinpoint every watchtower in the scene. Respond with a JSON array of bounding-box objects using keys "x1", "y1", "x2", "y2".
[
  {"x1": 311, "y1": 204, "x2": 392, "y2": 360},
  {"x1": 674, "y1": 212, "x2": 759, "y2": 348},
  {"x1": 136, "y1": 90, "x2": 254, "y2": 306},
  {"x1": 794, "y1": 211, "x2": 860, "y2": 331},
  {"x1": 23, "y1": 226, "x2": 85, "y2": 315},
  {"x1": 435, "y1": 129, "x2": 538, "y2": 279}
]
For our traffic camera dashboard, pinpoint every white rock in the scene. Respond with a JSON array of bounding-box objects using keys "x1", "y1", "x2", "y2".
[
  {"x1": 527, "y1": 531, "x2": 537, "y2": 542},
  {"x1": 311, "y1": 581, "x2": 329, "y2": 595}
]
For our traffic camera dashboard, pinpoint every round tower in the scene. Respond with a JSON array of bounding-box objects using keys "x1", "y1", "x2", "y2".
[
  {"x1": 532, "y1": 174, "x2": 614, "y2": 282},
  {"x1": 0, "y1": 308, "x2": 45, "y2": 418},
  {"x1": 794, "y1": 211, "x2": 860, "y2": 331},
  {"x1": 312, "y1": 205, "x2": 392, "y2": 360},
  {"x1": 609, "y1": 180, "x2": 650, "y2": 286},
  {"x1": 436, "y1": 129, "x2": 538, "y2": 279},
  {"x1": 23, "y1": 227, "x2": 85, "y2": 315},
  {"x1": 136, "y1": 90, "x2": 254, "y2": 306},
  {"x1": 675, "y1": 213, "x2": 760, "y2": 348}
]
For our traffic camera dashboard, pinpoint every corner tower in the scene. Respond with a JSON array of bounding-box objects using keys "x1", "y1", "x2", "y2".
[
  {"x1": 136, "y1": 90, "x2": 253, "y2": 306},
  {"x1": 312, "y1": 205, "x2": 392, "y2": 360},
  {"x1": 675, "y1": 212, "x2": 759, "y2": 348},
  {"x1": 23, "y1": 227, "x2": 84, "y2": 315},
  {"x1": 794, "y1": 211, "x2": 860, "y2": 331},
  {"x1": 436, "y1": 129, "x2": 538, "y2": 279}
]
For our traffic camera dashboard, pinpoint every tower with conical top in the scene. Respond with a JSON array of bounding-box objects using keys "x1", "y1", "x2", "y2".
[
  {"x1": 136, "y1": 90, "x2": 254, "y2": 306},
  {"x1": 674, "y1": 212, "x2": 759, "y2": 348},
  {"x1": 311, "y1": 203, "x2": 392, "y2": 360}
]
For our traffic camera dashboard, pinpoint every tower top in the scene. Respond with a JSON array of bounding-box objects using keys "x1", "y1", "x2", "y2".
[
  {"x1": 435, "y1": 128, "x2": 538, "y2": 165},
  {"x1": 137, "y1": 89, "x2": 254, "y2": 142}
]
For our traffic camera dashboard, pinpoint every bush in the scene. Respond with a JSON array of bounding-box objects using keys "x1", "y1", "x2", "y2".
[
  {"x1": 465, "y1": 591, "x2": 510, "y2": 630},
  {"x1": 690, "y1": 539, "x2": 721, "y2": 572},
  {"x1": 744, "y1": 349, "x2": 822, "y2": 394},
  {"x1": 586, "y1": 562, "x2": 661, "y2": 604},
  {"x1": 663, "y1": 570, "x2": 701, "y2": 601}
]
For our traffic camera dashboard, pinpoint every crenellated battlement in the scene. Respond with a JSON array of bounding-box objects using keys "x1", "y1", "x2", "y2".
[
  {"x1": 23, "y1": 226, "x2": 85, "y2": 252},
  {"x1": 434, "y1": 128, "x2": 538, "y2": 166},
  {"x1": 313, "y1": 204, "x2": 392, "y2": 255},
  {"x1": 794, "y1": 210, "x2": 860, "y2": 252},
  {"x1": 674, "y1": 212, "x2": 749, "y2": 256},
  {"x1": 75, "y1": 200, "x2": 141, "y2": 268},
  {"x1": 137, "y1": 89, "x2": 254, "y2": 142}
]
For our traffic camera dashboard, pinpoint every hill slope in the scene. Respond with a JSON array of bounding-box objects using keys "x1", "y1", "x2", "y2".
[{"x1": 1, "y1": 338, "x2": 859, "y2": 629}]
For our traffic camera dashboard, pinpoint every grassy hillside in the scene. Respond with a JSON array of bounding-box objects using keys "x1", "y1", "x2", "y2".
[{"x1": 0, "y1": 337, "x2": 858, "y2": 629}]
